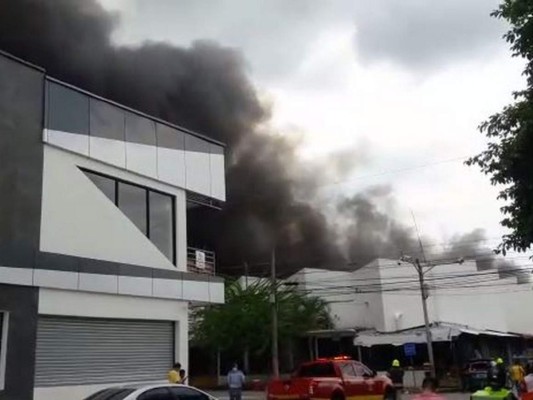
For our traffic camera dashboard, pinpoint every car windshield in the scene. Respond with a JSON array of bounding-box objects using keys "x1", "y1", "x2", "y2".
[
  {"x1": 84, "y1": 388, "x2": 136, "y2": 400},
  {"x1": 298, "y1": 362, "x2": 336, "y2": 377},
  {"x1": 470, "y1": 362, "x2": 490, "y2": 371}
]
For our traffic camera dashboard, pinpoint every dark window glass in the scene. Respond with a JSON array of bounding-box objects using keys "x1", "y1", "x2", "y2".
[
  {"x1": 90, "y1": 98, "x2": 125, "y2": 140},
  {"x1": 138, "y1": 387, "x2": 174, "y2": 400},
  {"x1": 298, "y1": 363, "x2": 336, "y2": 377},
  {"x1": 81, "y1": 168, "x2": 176, "y2": 264},
  {"x1": 169, "y1": 387, "x2": 209, "y2": 400},
  {"x1": 84, "y1": 171, "x2": 116, "y2": 203},
  {"x1": 126, "y1": 113, "x2": 156, "y2": 145},
  {"x1": 84, "y1": 388, "x2": 135, "y2": 400},
  {"x1": 48, "y1": 82, "x2": 89, "y2": 135},
  {"x1": 118, "y1": 182, "x2": 147, "y2": 234},
  {"x1": 157, "y1": 124, "x2": 185, "y2": 150},
  {"x1": 185, "y1": 134, "x2": 210, "y2": 153},
  {"x1": 149, "y1": 191, "x2": 174, "y2": 261}
]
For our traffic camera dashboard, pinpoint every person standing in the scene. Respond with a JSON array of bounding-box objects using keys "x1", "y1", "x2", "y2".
[
  {"x1": 510, "y1": 358, "x2": 525, "y2": 397},
  {"x1": 227, "y1": 363, "x2": 246, "y2": 400},
  {"x1": 388, "y1": 359, "x2": 404, "y2": 391},
  {"x1": 488, "y1": 358, "x2": 507, "y2": 390},
  {"x1": 168, "y1": 362, "x2": 183, "y2": 384},
  {"x1": 412, "y1": 377, "x2": 445, "y2": 400}
]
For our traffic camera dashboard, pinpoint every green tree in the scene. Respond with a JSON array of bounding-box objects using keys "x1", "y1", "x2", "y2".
[
  {"x1": 467, "y1": 0, "x2": 533, "y2": 255},
  {"x1": 191, "y1": 280, "x2": 331, "y2": 368}
]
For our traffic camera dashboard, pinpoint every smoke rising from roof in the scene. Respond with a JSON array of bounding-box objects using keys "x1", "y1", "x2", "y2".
[{"x1": 0, "y1": 0, "x2": 515, "y2": 277}]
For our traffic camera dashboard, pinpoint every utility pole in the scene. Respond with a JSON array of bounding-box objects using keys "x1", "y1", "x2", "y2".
[
  {"x1": 414, "y1": 258, "x2": 436, "y2": 378},
  {"x1": 270, "y1": 246, "x2": 279, "y2": 378}
]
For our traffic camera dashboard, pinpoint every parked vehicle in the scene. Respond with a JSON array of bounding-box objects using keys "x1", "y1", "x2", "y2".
[
  {"x1": 83, "y1": 383, "x2": 217, "y2": 400},
  {"x1": 463, "y1": 359, "x2": 493, "y2": 392},
  {"x1": 266, "y1": 356, "x2": 396, "y2": 400}
]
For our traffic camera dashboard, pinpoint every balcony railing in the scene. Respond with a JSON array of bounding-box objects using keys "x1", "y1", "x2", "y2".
[{"x1": 187, "y1": 247, "x2": 216, "y2": 275}]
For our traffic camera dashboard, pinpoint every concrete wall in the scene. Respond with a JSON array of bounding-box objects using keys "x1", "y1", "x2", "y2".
[
  {"x1": 0, "y1": 284, "x2": 39, "y2": 400},
  {"x1": 0, "y1": 51, "x2": 44, "y2": 269},
  {"x1": 40, "y1": 145, "x2": 186, "y2": 270},
  {"x1": 292, "y1": 259, "x2": 533, "y2": 335},
  {"x1": 290, "y1": 265, "x2": 385, "y2": 330},
  {"x1": 44, "y1": 80, "x2": 226, "y2": 202}
]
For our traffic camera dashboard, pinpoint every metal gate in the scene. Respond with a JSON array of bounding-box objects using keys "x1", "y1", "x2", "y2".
[{"x1": 35, "y1": 316, "x2": 174, "y2": 387}]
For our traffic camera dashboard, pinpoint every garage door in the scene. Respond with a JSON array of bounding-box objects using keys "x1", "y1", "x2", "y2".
[{"x1": 35, "y1": 316, "x2": 174, "y2": 387}]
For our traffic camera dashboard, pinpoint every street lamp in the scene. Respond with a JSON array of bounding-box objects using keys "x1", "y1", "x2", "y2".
[{"x1": 398, "y1": 256, "x2": 464, "y2": 378}]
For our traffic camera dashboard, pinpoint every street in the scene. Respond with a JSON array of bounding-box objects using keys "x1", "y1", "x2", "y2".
[{"x1": 206, "y1": 391, "x2": 471, "y2": 400}]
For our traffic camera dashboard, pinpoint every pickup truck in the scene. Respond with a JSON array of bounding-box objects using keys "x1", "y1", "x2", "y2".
[{"x1": 267, "y1": 357, "x2": 395, "y2": 400}]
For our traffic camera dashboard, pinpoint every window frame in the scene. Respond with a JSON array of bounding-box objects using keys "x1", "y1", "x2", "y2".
[
  {"x1": 80, "y1": 168, "x2": 177, "y2": 265},
  {"x1": 0, "y1": 311, "x2": 9, "y2": 392}
]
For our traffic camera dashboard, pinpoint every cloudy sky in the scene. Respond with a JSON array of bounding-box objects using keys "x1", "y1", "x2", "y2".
[{"x1": 99, "y1": 0, "x2": 526, "y2": 261}]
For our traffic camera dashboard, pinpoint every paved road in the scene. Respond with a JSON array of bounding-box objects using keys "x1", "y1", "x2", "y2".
[{"x1": 206, "y1": 391, "x2": 470, "y2": 400}]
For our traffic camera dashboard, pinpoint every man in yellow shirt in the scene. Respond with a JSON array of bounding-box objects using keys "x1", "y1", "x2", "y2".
[
  {"x1": 510, "y1": 359, "x2": 525, "y2": 397},
  {"x1": 168, "y1": 362, "x2": 182, "y2": 384}
]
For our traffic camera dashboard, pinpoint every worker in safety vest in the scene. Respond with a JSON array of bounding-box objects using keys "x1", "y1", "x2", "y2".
[
  {"x1": 388, "y1": 359, "x2": 404, "y2": 389},
  {"x1": 488, "y1": 358, "x2": 507, "y2": 390}
]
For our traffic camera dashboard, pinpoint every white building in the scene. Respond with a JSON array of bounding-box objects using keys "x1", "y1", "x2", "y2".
[
  {"x1": 289, "y1": 258, "x2": 533, "y2": 360},
  {"x1": 0, "y1": 51, "x2": 225, "y2": 400}
]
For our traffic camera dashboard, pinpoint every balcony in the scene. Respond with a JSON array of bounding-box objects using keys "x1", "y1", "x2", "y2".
[{"x1": 187, "y1": 247, "x2": 215, "y2": 275}]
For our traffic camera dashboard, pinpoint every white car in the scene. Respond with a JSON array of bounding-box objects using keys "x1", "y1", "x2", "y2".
[{"x1": 84, "y1": 383, "x2": 218, "y2": 400}]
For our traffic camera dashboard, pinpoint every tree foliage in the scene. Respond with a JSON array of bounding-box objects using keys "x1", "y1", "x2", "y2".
[
  {"x1": 191, "y1": 280, "x2": 332, "y2": 355},
  {"x1": 467, "y1": 0, "x2": 533, "y2": 255}
]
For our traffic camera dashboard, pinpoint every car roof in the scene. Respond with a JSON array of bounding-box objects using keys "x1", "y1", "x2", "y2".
[{"x1": 104, "y1": 383, "x2": 203, "y2": 392}]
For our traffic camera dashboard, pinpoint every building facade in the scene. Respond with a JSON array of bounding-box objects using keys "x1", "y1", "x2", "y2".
[
  {"x1": 0, "y1": 51, "x2": 225, "y2": 400},
  {"x1": 288, "y1": 259, "x2": 533, "y2": 368}
]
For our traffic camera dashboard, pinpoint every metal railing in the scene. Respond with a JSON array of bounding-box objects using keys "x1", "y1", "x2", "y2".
[{"x1": 187, "y1": 247, "x2": 216, "y2": 275}]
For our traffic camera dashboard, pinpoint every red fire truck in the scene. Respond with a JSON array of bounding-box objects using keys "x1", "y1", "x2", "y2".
[{"x1": 267, "y1": 356, "x2": 396, "y2": 400}]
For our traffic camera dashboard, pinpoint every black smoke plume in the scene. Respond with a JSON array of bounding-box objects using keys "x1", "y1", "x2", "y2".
[
  {"x1": 0, "y1": 0, "x2": 518, "y2": 278},
  {"x1": 0, "y1": 0, "x2": 345, "y2": 274}
]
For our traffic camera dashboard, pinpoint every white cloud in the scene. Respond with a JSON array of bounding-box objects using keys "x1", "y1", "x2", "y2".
[{"x1": 99, "y1": 0, "x2": 527, "y2": 251}]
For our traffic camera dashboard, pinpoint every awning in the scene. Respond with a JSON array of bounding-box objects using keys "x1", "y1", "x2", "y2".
[
  {"x1": 354, "y1": 325, "x2": 459, "y2": 347},
  {"x1": 305, "y1": 329, "x2": 357, "y2": 338},
  {"x1": 354, "y1": 323, "x2": 518, "y2": 347}
]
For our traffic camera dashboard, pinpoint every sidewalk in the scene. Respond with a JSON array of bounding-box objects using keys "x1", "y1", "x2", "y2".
[{"x1": 206, "y1": 390, "x2": 265, "y2": 400}]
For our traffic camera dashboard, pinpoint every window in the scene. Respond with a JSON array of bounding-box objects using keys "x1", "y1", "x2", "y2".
[
  {"x1": 126, "y1": 113, "x2": 156, "y2": 145},
  {"x1": 84, "y1": 388, "x2": 135, "y2": 400},
  {"x1": 138, "y1": 387, "x2": 174, "y2": 400},
  {"x1": 0, "y1": 312, "x2": 8, "y2": 391},
  {"x1": 89, "y1": 98, "x2": 125, "y2": 141},
  {"x1": 118, "y1": 182, "x2": 147, "y2": 235},
  {"x1": 85, "y1": 171, "x2": 116, "y2": 203},
  {"x1": 81, "y1": 169, "x2": 176, "y2": 264},
  {"x1": 353, "y1": 362, "x2": 373, "y2": 377},
  {"x1": 339, "y1": 362, "x2": 357, "y2": 377},
  {"x1": 168, "y1": 387, "x2": 210, "y2": 400},
  {"x1": 149, "y1": 191, "x2": 174, "y2": 260},
  {"x1": 47, "y1": 82, "x2": 89, "y2": 135}
]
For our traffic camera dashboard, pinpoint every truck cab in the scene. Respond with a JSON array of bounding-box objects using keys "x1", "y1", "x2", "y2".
[{"x1": 266, "y1": 356, "x2": 395, "y2": 400}]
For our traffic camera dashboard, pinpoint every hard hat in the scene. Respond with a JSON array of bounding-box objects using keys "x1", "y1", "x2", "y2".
[
  {"x1": 392, "y1": 359, "x2": 400, "y2": 367},
  {"x1": 496, "y1": 358, "x2": 504, "y2": 365}
]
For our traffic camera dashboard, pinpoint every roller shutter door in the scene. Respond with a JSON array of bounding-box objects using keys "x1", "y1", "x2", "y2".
[{"x1": 35, "y1": 316, "x2": 174, "y2": 387}]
